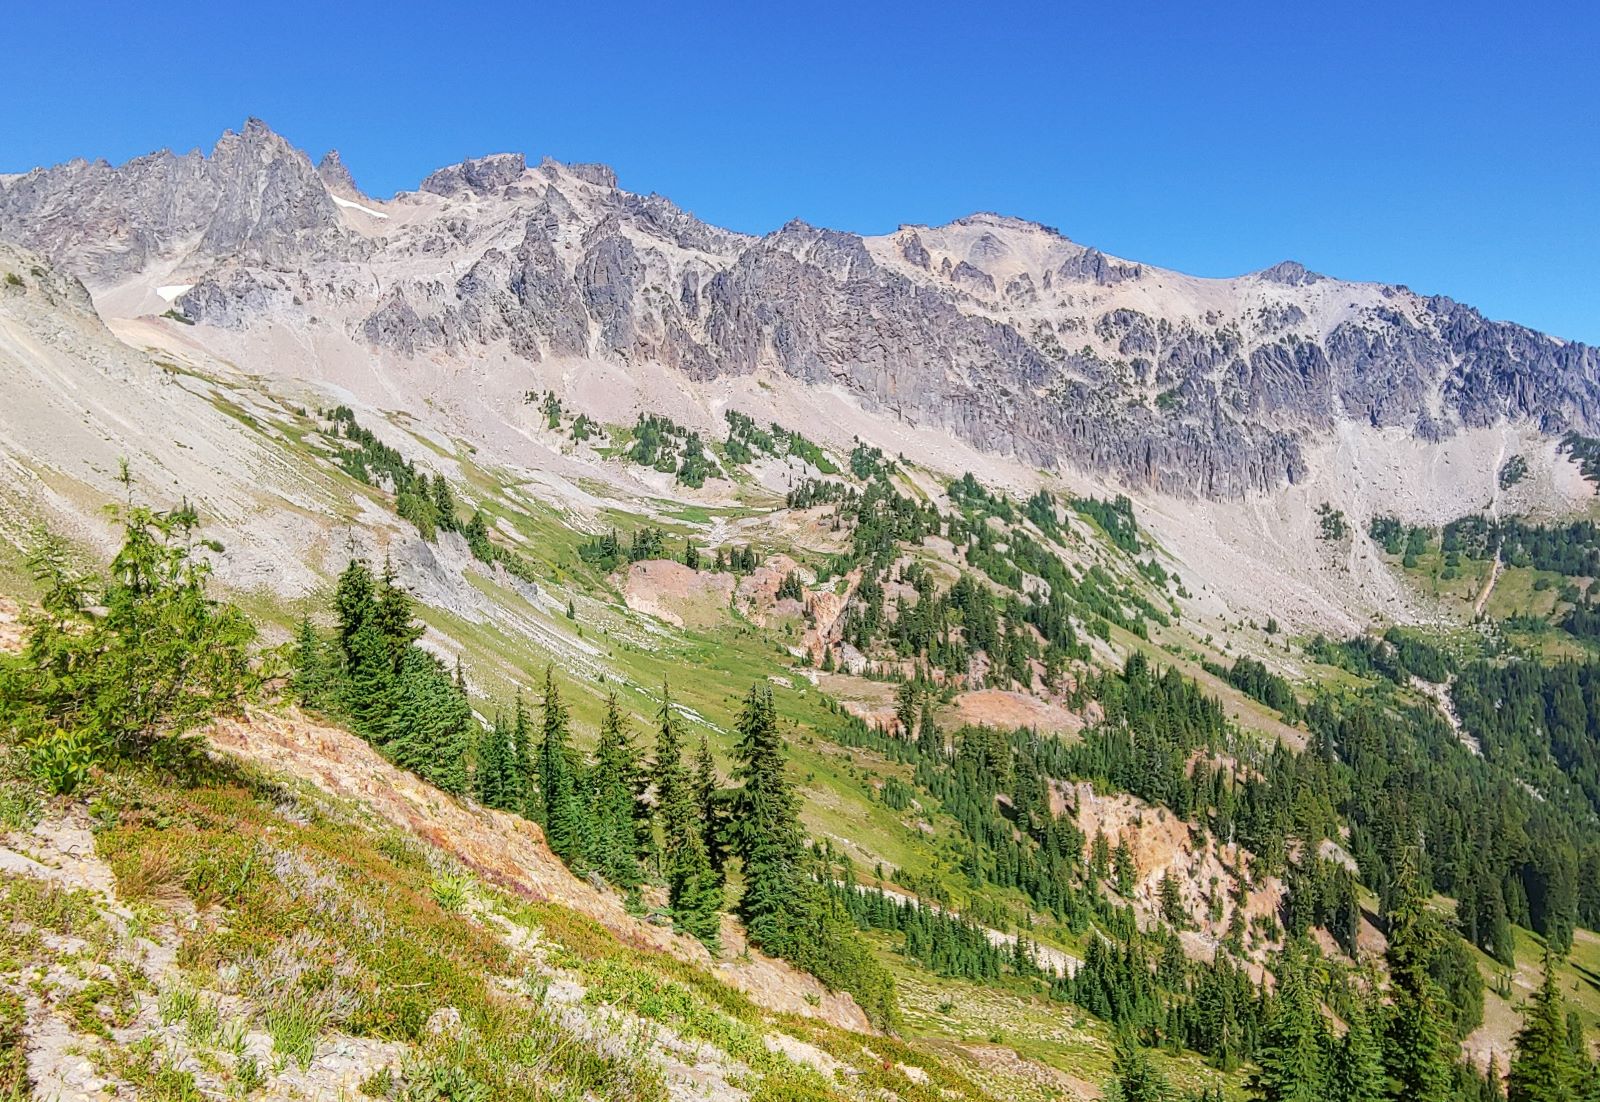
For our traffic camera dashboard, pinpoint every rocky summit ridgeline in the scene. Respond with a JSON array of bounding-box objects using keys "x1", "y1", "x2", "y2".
[{"x1": 2, "y1": 117, "x2": 1595, "y2": 497}]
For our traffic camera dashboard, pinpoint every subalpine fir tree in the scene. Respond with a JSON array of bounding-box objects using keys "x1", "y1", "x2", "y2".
[
  {"x1": 1102, "y1": 1034, "x2": 1176, "y2": 1102},
  {"x1": 1483, "y1": 1055, "x2": 1507, "y2": 1102},
  {"x1": 1091, "y1": 829, "x2": 1112, "y2": 882},
  {"x1": 431, "y1": 475, "x2": 458, "y2": 532},
  {"x1": 894, "y1": 679, "x2": 918, "y2": 737},
  {"x1": 333, "y1": 558, "x2": 376, "y2": 658},
  {"x1": 475, "y1": 709, "x2": 510, "y2": 810},
  {"x1": 729, "y1": 683, "x2": 806, "y2": 950},
  {"x1": 916, "y1": 697, "x2": 940, "y2": 758},
  {"x1": 1508, "y1": 950, "x2": 1580, "y2": 1102},
  {"x1": 510, "y1": 690, "x2": 534, "y2": 816},
  {"x1": 341, "y1": 619, "x2": 397, "y2": 742},
  {"x1": 1249, "y1": 942, "x2": 1327, "y2": 1101},
  {"x1": 694, "y1": 734, "x2": 728, "y2": 881},
  {"x1": 1114, "y1": 836, "x2": 1137, "y2": 895},
  {"x1": 1381, "y1": 854, "x2": 1454, "y2": 1102},
  {"x1": 375, "y1": 556, "x2": 424, "y2": 668},
  {"x1": 653, "y1": 683, "x2": 720, "y2": 949},
  {"x1": 1326, "y1": 989, "x2": 1385, "y2": 1102},
  {"x1": 290, "y1": 616, "x2": 331, "y2": 708},
  {"x1": 388, "y1": 648, "x2": 470, "y2": 794},
  {"x1": 587, "y1": 692, "x2": 645, "y2": 901},
  {"x1": 537, "y1": 668, "x2": 587, "y2": 866}
]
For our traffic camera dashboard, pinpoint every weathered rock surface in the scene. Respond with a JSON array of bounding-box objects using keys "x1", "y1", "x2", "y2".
[{"x1": 4, "y1": 120, "x2": 1595, "y2": 498}]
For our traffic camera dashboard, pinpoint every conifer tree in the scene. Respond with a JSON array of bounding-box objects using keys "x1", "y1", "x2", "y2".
[
  {"x1": 432, "y1": 475, "x2": 459, "y2": 532},
  {"x1": 375, "y1": 556, "x2": 424, "y2": 668},
  {"x1": 1382, "y1": 854, "x2": 1454, "y2": 1102},
  {"x1": 1249, "y1": 943, "x2": 1327, "y2": 1101},
  {"x1": 653, "y1": 683, "x2": 720, "y2": 948},
  {"x1": 290, "y1": 615, "x2": 331, "y2": 708},
  {"x1": 475, "y1": 709, "x2": 509, "y2": 809},
  {"x1": 341, "y1": 618, "x2": 397, "y2": 742},
  {"x1": 1508, "y1": 950, "x2": 1580, "y2": 1102},
  {"x1": 1327, "y1": 990, "x2": 1386, "y2": 1102},
  {"x1": 537, "y1": 668, "x2": 587, "y2": 866},
  {"x1": 1102, "y1": 1034, "x2": 1176, "y2": 1102},
  {"x1": 729, "y1": 683, "x2": 806, "y2": 950},
  {"x1": 333, "y1": 558, "x2": 376, "y2": 658},
  {"x1": 1114, "y1": 836, "x2": 1137, "y2": 895},
  {"x1": 916, "y1": 697, "x2": 940, "y2": 758},
  {"x1": 694, "y1": 733, "x2": 728, "y2": 880},
  {"x1": 388, "y1": 648, "x2": 470, "y2": 794},
  {"x1": 1483, "y1": 1055, "x2": 1507, "y2": 1102},
  {"x1": 895, "y1": 679, "x2": 918, "y2": 737},
  {"x1": 587, "y1": 692, "x2": 645, "y2": 900},
  {"x1": 510, "y1": 690, "x2": 534, "y2": 816},
  {"x1": 1091, "y1": 829, "x2": 1112, "y2": 882}
]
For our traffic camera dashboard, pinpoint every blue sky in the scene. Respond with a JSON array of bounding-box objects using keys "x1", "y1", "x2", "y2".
[{"x1": 4, "y1": 1, "x2": 1596, "y2": 341}]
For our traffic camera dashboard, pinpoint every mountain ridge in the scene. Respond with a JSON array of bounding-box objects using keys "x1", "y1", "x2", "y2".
[{"x1": 1, "y1": 118, "x2": 1595, "y2": 499}]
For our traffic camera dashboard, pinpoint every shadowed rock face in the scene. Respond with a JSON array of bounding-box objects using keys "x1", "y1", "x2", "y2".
[{"x1": 2, "y1": 120, "x2": 1595, "y2": 497}]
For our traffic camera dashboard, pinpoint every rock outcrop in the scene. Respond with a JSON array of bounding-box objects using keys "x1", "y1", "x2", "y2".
[{"x1": 3, "y1": 119, "x2": 1595, "y2": 498}]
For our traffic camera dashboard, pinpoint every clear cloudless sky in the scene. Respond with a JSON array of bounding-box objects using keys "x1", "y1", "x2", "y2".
[{"x1": 3, "y1": 1, "x2": 1596, "y2": 340}]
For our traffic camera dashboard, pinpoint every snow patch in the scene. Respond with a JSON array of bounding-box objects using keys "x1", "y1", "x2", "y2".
[
  {"x1": 332, "y1": 194, "x2": 389, "y2": 220},
  {"x1": 155, "y1": 284, "x2": 193, "y2": 303}
]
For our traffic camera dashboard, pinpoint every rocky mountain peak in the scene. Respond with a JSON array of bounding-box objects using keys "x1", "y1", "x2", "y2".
[
  {"x1": 317, "y1": 150, "x2": 360, "y2": 195},
  {"x1": 1257, "y1": 259, "x2": 1322, "y2": 286},
  {"x1": 419, "y1": 152, "x2": 528, "y2": 196}
]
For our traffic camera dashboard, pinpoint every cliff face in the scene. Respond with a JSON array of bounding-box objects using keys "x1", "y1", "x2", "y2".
[{"x1": 3, "y1": 122, "x2": 1594, "y2": 497}]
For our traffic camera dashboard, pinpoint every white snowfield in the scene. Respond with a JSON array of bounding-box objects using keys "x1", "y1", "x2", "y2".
[
  {"x1": 155, "y1": 284, "x2": 193, "y2": 302},
  {"x1": 331, "y1": 194, "x2": 389, "y2": 220}
]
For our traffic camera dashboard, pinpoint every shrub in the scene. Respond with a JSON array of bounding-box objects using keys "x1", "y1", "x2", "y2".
[{"x1": 1, "y1": 491, "x2": 259, "y2": 757}]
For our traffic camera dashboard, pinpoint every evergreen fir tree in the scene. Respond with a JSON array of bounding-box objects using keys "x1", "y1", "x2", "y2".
[
  {"x1": 587, "y1": 692, "x2": 645, "y2": 901},
  {"x1": 387, "y1": 648, "x2": 470, "y2": 794},
  {"x1": 537, "y1": 668, "x2": 587, "y2": 866},
  {"x1": 1327, "y1": 990, "x2": 1386, "y2": 1102},
  {"x1": 894, "y1": 679, "x2": 918, "y2": 737},
  {"x1": 375, "y1": 556, "x2": 424, "y2": 668},
  {"x1": 1249, "y1": 942, "x2": 1327, "y2": 1101},
  {"x1": 1382, "y1": 854, "x2": 1455, "y2": 1102},
  {"x1": 1103, "y1": 1034, "x2": 1176, "y2": 1102},
  {"x1": 341, "y1": 619, "x2": 397, "y2": 742},
  {"x1": 1114, "y1": 836, "x2": 1137, "y2": 895},
  {"x1": 1091, "y1": 829, "x2": 1112, "y2": 882},
  {"x1": 694, "y1": 734, "x2": 729, "y2": 881},
  {"x1": 1508, "y1": 950, "x2": 1580, "y2": 1102},
  {"x1": 1483, "y1": 1054, "x2": 1507, "y2": 1102},
  {"x1": 475, "y1": 709, "x2": 508, "y2": 809},
  {"x1": 333, "y1": 558, "x2": 376, "y2": 659},
  {"x1": 653, "y1": 683, "x2": 720, "y2": 949},
  {"x1": 916, "y1": 697, "x2": 940, "y2": 758},
  {"x1": 289, "y1": 615, "x2": 331, "y2": 708},
  {"x1": 510, "y1": 690, "x2": 534, "y2": 816},
  {"x1": 729, "y1": 683, "x2": 806, "y2": 950},
  {"x1": 432, "y1": 475, "x2": 458, "y2": 532}
]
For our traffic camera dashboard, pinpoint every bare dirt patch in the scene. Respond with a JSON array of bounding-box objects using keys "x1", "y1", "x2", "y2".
[
  {"x1": 942, "y1": 689, "x2": 1087, "y2": 738},
  {"x1": 621, "y1": 560, "x2": 735, "y2": 628}
]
